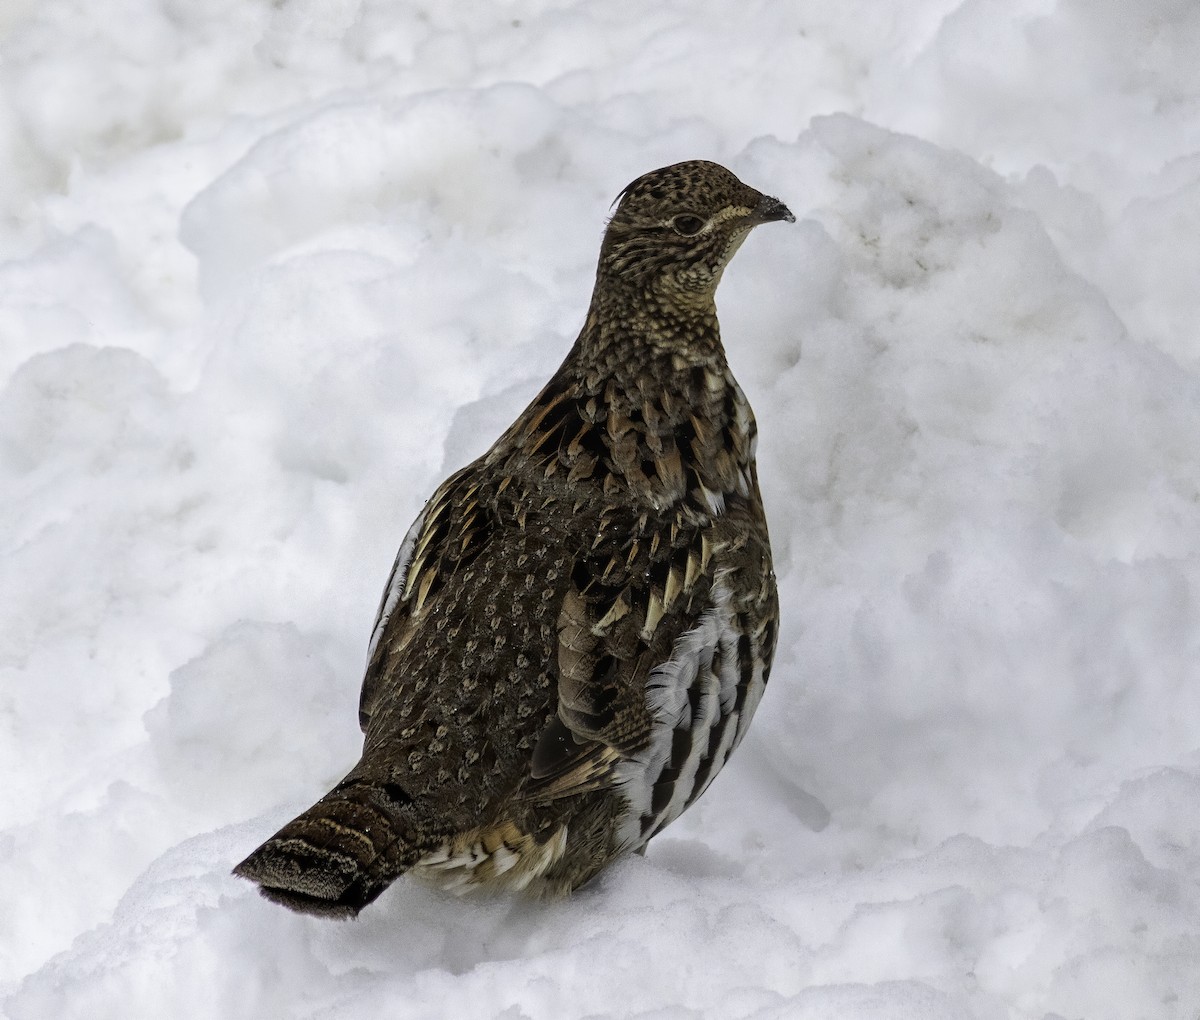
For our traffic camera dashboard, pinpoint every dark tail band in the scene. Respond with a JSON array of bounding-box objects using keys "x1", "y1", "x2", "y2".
[{"x1": 233, "y1": 776, "x2": 418, "y2": 917}]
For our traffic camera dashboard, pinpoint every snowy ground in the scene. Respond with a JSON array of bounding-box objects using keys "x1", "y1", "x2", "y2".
[{"x1": 4, "y1": 1, "x2": 1200, "y2": 1017}]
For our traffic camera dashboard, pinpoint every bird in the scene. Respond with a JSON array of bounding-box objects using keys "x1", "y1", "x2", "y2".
[{"x1": 234, "y1": 160, "x2": 792, "y2": 917}]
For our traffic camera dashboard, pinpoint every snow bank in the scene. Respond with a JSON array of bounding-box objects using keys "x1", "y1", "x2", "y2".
[{"x1": 3, "y1": 1, "x2": 1199, "y2": 1018}]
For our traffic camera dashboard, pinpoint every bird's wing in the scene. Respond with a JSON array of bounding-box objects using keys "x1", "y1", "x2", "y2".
[
  {"x1": 524, "y1": 505, "x2": 724, "y2": 801},
  {"x1": 359, "y1": 465, "x2": 493, "y2": 730}
]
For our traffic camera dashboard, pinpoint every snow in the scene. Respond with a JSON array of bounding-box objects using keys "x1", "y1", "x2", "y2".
[{"x1": 3, "y1": 0, "x2": 1200, "y2": 1017}]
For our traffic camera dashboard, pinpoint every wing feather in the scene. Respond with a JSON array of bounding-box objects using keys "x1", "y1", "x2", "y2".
[{"x1": 522, "y1": 508, "x2": 718, "y2": 801}]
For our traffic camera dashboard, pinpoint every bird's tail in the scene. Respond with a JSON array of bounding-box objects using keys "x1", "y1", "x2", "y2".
[{"x1": 233, "y1": 771, "x2": 421, "y2": 917}]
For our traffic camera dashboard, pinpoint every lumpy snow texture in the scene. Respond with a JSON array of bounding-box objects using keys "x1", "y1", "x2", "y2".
[{"x1": 3, "y1": 2, "x2": 1200, "y2": 1018}]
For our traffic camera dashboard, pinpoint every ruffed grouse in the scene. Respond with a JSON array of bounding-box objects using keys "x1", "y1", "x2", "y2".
[{"x1": 235, "y1": 160, "x2": 792, "y2": 916}]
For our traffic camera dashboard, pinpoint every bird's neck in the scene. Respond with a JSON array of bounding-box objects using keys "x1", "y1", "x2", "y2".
[{"x1": 577, "y1": 272, "x2": 727, "y2": 382}]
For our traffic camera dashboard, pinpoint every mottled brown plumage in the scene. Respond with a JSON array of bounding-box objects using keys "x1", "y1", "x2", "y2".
[{"x1": 234, "y1": 160, "x2": 792, "y2": 916}]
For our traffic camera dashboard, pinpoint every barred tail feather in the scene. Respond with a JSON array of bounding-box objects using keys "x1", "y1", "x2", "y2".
[{"x1": 233, "y1": 774, "x2": 418, "y2": 918}]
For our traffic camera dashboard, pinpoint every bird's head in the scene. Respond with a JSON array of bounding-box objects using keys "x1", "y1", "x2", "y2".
[{"x1": 598, "y1": 160, "x2": 794, "y2": 303}]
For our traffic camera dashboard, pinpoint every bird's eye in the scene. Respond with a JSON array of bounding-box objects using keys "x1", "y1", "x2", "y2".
[{"x1": 671, "y1": 214, "x2": 706, "y2": 236}]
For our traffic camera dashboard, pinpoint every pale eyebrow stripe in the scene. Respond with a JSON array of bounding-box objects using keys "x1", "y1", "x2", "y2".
[{"x1": 661, "y1": 206, "x2": 753, "y2": 231}]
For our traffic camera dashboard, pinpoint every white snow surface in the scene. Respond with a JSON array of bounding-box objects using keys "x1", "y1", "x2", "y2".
[{"x1": 3, "y1": 1, "x2": 1200, "y2": 1017}]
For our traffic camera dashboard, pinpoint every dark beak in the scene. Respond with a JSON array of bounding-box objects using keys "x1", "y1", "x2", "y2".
[{"x1": 749, "y1": 194, "x2": 795, "y2": 225}]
